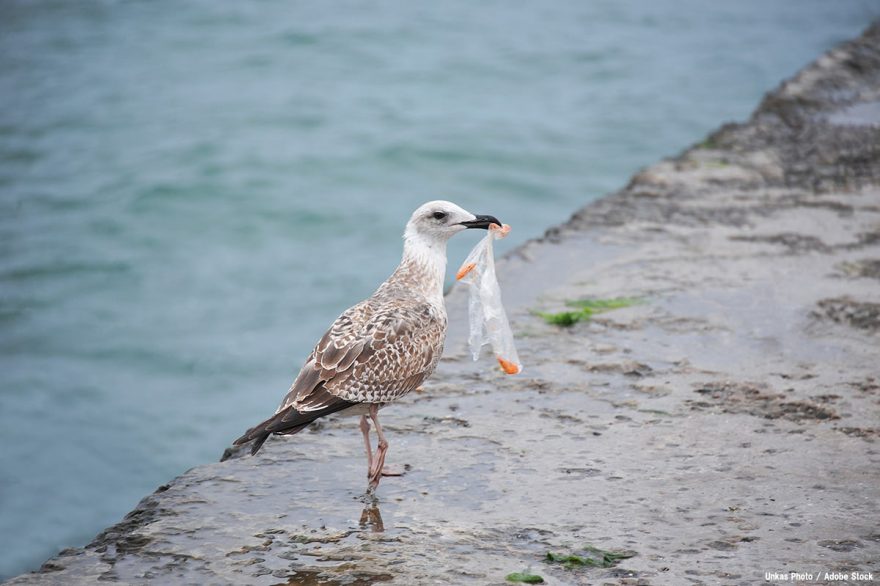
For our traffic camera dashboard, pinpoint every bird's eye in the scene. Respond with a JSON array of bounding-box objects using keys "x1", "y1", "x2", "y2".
[{"x1": 432, "y1": 211, "x2": 447, "y2": 221}]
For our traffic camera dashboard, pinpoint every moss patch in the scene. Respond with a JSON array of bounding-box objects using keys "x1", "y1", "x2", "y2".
[
  {"x1": 545, "y1": 545, "x2": 636, "y2": 569},
  {"x1": 534, "y1": 297, "x2": 640, "y2": 327},
  {"x1": 505, "y1": 571, "x2": 544, "y2": 583}
]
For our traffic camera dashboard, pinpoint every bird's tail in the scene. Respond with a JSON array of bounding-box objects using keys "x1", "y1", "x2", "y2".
[
  {"x1": 230, "y1": 399, "x2": 356, "y2": 457},
  {"x1": 231, "y1": 409, "x2": 309, "y2": 456}
]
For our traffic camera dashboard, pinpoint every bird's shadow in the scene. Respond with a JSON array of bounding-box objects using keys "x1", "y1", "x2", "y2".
[{"x1": 358, "y1": 492, "x2": 385, "y2": 533}]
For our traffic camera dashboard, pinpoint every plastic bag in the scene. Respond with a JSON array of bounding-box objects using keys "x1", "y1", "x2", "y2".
[{"x1": 455, "y1": 223, "x2": 522, "y2": 374}]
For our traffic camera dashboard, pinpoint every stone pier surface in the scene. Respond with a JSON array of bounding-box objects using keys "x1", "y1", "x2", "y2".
[{"x1": 7, "y1": 23, "x2": 880, "y2": 586}]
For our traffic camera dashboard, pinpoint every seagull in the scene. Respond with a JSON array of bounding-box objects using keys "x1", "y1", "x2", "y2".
[{"x1": 232, "y1": 201, "x2": 501, "y2": 491}]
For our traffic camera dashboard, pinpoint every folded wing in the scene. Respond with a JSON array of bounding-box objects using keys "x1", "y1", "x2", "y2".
[{"x1": 233, "y1": 295, "x2": 445, "y2": 454}]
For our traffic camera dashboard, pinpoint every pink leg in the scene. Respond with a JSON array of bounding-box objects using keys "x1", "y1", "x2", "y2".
[
  {"x1": 359, "y1": 415, "x2": 373, "y2": 476},
  {"x1": 367, "y1": 405, "x2": 389, "y2": 491}
]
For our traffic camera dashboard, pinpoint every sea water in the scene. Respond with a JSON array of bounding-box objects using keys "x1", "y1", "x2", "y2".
[{"x1": 0, "y1": 0, "x2": 874, "y2": 578}]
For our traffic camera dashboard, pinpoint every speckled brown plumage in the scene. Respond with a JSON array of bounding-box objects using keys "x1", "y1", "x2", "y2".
[
  {"x1": 288, "y1": 265, "x2": 447, "y2": 405},
  {"x1": 233, "y1": 259, "x2": 446, "y2": 451}
]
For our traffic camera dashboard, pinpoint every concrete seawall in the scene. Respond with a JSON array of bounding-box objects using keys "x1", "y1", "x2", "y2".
[{"x1": 7, "y1": 22, "x2": 879, "y2": 586}]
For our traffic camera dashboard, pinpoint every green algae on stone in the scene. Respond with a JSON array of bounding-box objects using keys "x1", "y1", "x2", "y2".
[
  {"x1": 545, "y1": 545, "x2": 636, "y2": 569},
  {"x1": 534, "y1": 309, "x2": 586, "y2": 326},
  {"x1": 535, "y1": 297, "x2": 640, "y2": 327},
  {"x1": 506, "y1": 571, "x2": 545, "y2": 583},
  {"x1": 564, "y1": 297, "x2": 640, "y2": 311}
]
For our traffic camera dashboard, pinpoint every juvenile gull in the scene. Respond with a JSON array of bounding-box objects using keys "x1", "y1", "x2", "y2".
[{"x1": 233, "y1": 201, "x2": 501, "y2": 491}]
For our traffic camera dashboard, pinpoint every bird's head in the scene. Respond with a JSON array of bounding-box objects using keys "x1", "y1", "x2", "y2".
[{"x1": 404, "y1": 200, "x2": 501, "y2": 243}]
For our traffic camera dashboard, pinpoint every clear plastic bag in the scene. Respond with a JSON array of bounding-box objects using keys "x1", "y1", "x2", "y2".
[{"x1": 455, "y1": 223, "x2": 522, "y2": 374}]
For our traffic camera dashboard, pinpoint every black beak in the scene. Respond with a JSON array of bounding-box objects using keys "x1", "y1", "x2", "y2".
[{"x1": 459, "y1": 214, "x2": 501, "y2": 230}]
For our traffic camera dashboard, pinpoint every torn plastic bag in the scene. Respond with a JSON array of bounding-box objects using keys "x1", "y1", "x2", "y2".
[{"x1": 455, "y1": 223, "x2": 522, "y2": 374}]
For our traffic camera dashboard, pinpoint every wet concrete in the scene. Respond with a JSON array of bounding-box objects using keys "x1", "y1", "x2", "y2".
[{"x1": 7, "y1": 22, "x2": 880, "y2": 586}]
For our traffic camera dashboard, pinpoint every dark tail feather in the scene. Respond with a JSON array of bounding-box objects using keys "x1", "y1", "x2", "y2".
[
  {"x1": 245, "y1": 421, "x2": 310, "y2": 456},
  {"x1": 232, "y1": 408, "x2": 302, "y2": 455},
  {"x1": 232, "y1": 400, "x2": 356, "y2": 457},
  {"x1": 248, "y1": 431, "x2": 271, "y2": 456}
]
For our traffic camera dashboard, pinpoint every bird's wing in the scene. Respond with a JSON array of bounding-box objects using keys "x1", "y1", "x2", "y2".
[
  {"x1": 233, "y1": 296, "x2": 445, "y2": 453},
  {"x1": 278, "y1": 295, "x2": 446, "y2": 414}
]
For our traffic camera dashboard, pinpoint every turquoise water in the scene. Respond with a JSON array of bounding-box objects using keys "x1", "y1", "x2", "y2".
[{"x1": 0, "y1": 1, "x2": 874, "y2": 578}]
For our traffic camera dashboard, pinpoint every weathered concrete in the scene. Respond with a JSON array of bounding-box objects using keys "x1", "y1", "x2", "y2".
[{"x1": 7, "y1": 22, "x2": 880, "y2": 586}]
